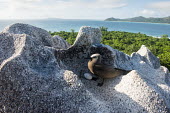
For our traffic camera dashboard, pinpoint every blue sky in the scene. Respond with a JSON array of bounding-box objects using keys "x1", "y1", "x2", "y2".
[{"x1": 0, "y1": 0, "x2": 170, "y2": 19}]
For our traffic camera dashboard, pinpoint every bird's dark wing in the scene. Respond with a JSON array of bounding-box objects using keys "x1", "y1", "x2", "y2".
[
  {"x1": 93, "y1": 64, "x2": 129, "y2": 78},
  {"x1": 93, "y1": 64, "x2": 115, "y2": 72}
]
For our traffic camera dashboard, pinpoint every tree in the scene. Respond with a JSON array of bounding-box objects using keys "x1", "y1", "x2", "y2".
[
  {"x1": 158, "y1": 52, "x2": 170, "y2": 70},
  {"x1": 99, "y1": 26, "x2": 108, "y2": 32},
  {"x1": 161, "y1": 34, "x2": 168, "y2": 38},
  {"x1": 70, "y1": 29, "x2": 75, "y2": 34}
]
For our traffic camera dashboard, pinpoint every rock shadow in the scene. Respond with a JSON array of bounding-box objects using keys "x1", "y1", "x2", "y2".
[{"x1": 55, "y1": 44, "x2": 119, "y2": 76}]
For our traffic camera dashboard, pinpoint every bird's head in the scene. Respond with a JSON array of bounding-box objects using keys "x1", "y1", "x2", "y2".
[{"x1": 90, "y1": 53, "x2": 101, "y2": 63}]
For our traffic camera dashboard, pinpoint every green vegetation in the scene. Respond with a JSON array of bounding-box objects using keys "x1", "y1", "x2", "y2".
[
  {"x1": 50, "y1": 30, "x2": 78, "y2": 45},
  {"x1": 50, "y1": 28, "x2": 170, "y2": 70},
  {"x1": 105, "y1": 16, "x2": 170, "y2": 24}
]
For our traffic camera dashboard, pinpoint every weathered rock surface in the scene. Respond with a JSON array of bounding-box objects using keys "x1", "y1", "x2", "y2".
[
  {"x1": 3, "y1": 23, "x2": 70, "y2": 49},
  {"x1": 73, "y1": 26, "x2": 102, "y2": 47},
  {"x1": 0, "y1": 23, "x2": 170, "y2": 113},
  {"x1": 51, "y1": 35, "x2": 70, "y2": 49}
]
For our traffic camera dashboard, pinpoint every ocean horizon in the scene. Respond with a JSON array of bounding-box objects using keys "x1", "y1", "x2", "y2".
[{"x1": 0, "y1": 19, "x2": 170, "y2": 37}]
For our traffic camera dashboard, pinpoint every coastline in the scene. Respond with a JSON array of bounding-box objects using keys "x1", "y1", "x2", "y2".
[
  {"x1": 0, "y1": 19, "x2": 170, "y2": 37},
  {"x1": 104, "y1": 20, "x2": 170, "y2": 25}
]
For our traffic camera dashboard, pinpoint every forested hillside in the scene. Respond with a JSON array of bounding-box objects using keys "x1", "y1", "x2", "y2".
[
  {"x1": 105, "y1": 16, "x2": 170, "y2": 24},
  {"x1": 50, "y1": 29, "x2": 170, "y2": 70}
]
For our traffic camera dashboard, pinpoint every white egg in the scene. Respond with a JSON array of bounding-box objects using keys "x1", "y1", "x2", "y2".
[{"x1": 84, "y1": 73, "x2": 92, "y2": 80}]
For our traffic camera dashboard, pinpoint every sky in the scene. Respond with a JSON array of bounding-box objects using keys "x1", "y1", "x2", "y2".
[{"x1": 0, "y1": 0, "x2": 170, "y2": 20}]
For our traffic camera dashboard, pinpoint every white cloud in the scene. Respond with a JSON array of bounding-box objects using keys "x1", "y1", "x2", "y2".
[
  {"x1": 150, "y1": 1, "x2": 170, "y2": 11},
  {"x1": 147, "y1": 1, "x2": 170, "y2": 17},
  {"x1": 0, "y1": 0, "x2": 127, "y2": 19},
  {"x1": 139, "y1": 9, "x2": 155, "y2": 16},
  {"x1": 11, "y1": 0, "x2": 41, "y2": 3},
  {"x1": 90, "y1": 0, "x2": 127, "y2": 9}
]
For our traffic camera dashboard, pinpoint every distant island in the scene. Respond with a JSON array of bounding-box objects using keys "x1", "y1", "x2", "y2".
[{"x1": 105, "y1": 16, "x2": 170, "y2": 24}]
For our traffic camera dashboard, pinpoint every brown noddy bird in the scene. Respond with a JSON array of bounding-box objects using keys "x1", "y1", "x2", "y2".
[{"x1": 87, "y1": 53, "x2": 128, "y2": 86}]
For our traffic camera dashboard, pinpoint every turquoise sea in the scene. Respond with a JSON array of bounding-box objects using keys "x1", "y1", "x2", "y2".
[{"x1": 0, "y1": 19, "x2": 170, "y2": 37}]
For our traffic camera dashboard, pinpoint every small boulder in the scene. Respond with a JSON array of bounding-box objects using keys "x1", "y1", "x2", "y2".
[
  {"x1": 137, "y1": 45, "x2": 160, "y2": 69},
  {"x1": 73, "y1": 26, "x2": 102, "y2": 47}
]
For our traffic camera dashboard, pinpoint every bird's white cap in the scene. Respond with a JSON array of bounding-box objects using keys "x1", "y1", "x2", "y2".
[{"x1": 90, "y1": 53, "x2": 100, "y2": 58}]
